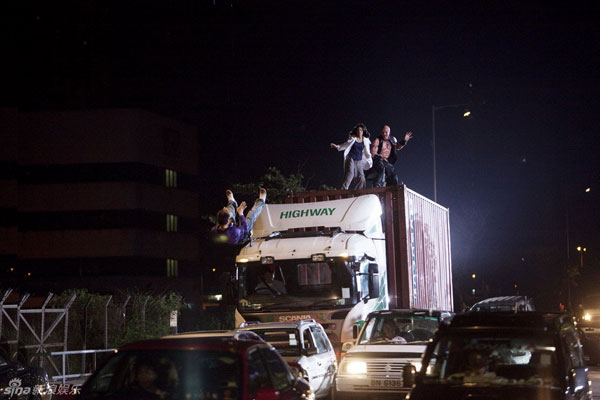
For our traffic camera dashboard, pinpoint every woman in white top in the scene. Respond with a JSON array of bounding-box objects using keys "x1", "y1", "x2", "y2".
[{"x1": 330, "y1": 123, "x2": 373, "y2": 190}]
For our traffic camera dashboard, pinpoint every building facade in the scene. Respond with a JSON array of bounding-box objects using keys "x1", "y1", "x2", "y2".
[{"x1": 0, "y1": 108, "x2": 200, "y2": 289}]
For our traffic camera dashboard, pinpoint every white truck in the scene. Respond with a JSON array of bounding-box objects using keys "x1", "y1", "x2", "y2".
[{"x1": 229, "y1": 186, "x2": 453, "y2": 364}]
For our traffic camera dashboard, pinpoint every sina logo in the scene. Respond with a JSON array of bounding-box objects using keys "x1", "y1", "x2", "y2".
[{"x1": 4, "y1": 377, "x2": 29, "y2": 396}]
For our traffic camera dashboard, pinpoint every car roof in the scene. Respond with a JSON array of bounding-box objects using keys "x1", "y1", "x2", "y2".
[
  {"x1": 236, "y1": 319, "x2": 320, "y2": 330},
  {"x1": 116, "y1": 330, "x2": 266, "y2": 353},
  {"x1": 440, "y1": 311, "x2": 570, "y2": 332},
  {"x1": 367, "y1": 309, "x2": 451, "y2": 318},
  {"x1": 162, "y1": 329, "x2": 264, "y2": 341},
  {"x1": 470, "y1": 296, "x2": 534, "y2": 308}
]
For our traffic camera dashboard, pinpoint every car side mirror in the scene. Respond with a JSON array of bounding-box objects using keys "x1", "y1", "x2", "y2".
[
  {"x1": 304, "y1": 346, "x2": 318, "y2": 356},
  {"x1": 256, "y1": 388, "x2": 280, "y2": 400},
  {"x1": 287, "y1": 362, "x2": 309, "y2": 380},
  {"x1": 368, "y1": 263, "x2": 380, "y2": 299},
  {"x1": 352, "y1": 324, "x2": 360, "y2": 339}
]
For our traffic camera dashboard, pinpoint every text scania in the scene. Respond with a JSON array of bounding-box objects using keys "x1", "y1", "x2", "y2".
[
  {"x1": 279, "y1": 315, "x2": 312, "y2": 322},
  {"x1": 280, "y1": 208, "x2": 336, "y2": 219}
]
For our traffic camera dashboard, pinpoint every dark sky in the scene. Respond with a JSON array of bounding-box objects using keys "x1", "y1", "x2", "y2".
[{"x1": 10, "y1": 0, "x2": 600, "y2": 309}]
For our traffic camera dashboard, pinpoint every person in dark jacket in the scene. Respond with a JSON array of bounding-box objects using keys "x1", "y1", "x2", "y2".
[
  {"x1": 211, "y1": 188, "x2": 266, "y2": 245},
  {"x1": 370, "y1": 125, "x2": 413, "y2": 187}
]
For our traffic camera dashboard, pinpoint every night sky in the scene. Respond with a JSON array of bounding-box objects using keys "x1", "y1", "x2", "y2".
[{"x1": 10, "y1": 0, "x2": 600, "y2": 310}]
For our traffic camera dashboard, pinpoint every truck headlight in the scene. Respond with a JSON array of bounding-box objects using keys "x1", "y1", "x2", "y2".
[
  {"x1": 584, "y1": 313, "x2": 592, "y2": 321},
  {"x1": 345, "y1": 360, "x2": 367, "y2": 374},
  {"x1": 412, "y1": 361, "x2": 422, "y2": 372}
]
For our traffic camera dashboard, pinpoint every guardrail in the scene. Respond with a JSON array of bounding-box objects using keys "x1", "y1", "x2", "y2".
[{"x1": 51, "y1": 349, "x2": 116, "y2": 384}]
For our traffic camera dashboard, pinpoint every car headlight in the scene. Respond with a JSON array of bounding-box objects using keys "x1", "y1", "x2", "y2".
[
  {"x1": 412, "y1": 361, "x2": 422, "y2": 372},
  {"x1": 345, "y1": 360, "x2": 367, "y2": 374},
  {"x1": 584, "y1": 313, "x2": 592, "y2": 321}
]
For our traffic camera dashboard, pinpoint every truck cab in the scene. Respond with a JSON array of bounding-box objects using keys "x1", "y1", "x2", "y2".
[{"x1": 232, "y1": 195, "x2": 387, "y2": 355}]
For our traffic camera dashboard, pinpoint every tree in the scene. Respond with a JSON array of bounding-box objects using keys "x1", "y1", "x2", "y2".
[
  {"x1": 231, "y1": 166, "x2": 334, "y2": 204},
  {"x1": 204, "y1": 167, "x2": 333, "y2": 225}
]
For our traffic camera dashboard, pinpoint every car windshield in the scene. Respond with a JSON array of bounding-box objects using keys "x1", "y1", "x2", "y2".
[
  {"x1": 359, "y1": 315, "x2": 440, "y2": 344},
  {"x1": 422, "y1": 332, "x2": 560, "y2": 387},
  {"x1": 250, "y1": 329, "x2": 302, "y2": 356},
  {"x1": 81, "y1": 349, "x2": 241, "y2": 400}
]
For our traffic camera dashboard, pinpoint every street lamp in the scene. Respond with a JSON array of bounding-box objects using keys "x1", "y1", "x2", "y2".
[
  {"x1": 577, "y1": 246, "x2": 587, "y2": 269},
  {"x1": 565, "y1": 185, "x2": 591, "y2": 311},
  {"x1": 432, "y1": 103, "x2": 471, "y2": 203}
]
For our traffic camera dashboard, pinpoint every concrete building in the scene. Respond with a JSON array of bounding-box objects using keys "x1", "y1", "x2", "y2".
[{"x1": 0, "y1": 108, "x2": 200, "y2": 290}]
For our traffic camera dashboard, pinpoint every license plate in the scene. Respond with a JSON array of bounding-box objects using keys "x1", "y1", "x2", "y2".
[{"x1": 370, "y1": 379, "x2": 402, "y2": 388}]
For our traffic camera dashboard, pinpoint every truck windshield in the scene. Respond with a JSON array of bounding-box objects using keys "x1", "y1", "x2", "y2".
[
  {"x1": 239, "y1": 260, "x2": 355, "y2": 305},
  {"x1": 359, "y1": 315, "x2": 440, "y2": 344}
]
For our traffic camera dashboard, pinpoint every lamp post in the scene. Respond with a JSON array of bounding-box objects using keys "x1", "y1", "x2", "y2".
[
  {"x1": 432, "y1": 104, "x2": 471, "y2": 203},
  {"x1": 564, "y1": 185, "x2": 591, "y2": 311},
  {"x1": 577, "y1": 246, "x2": 587, "y2": 269}
]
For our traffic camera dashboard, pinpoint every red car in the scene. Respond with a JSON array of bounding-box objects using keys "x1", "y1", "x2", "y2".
[{"x1": 78, "y1": 330, "x2": 314, "y2": 400}]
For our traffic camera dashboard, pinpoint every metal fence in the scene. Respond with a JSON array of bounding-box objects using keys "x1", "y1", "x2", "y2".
[
  {"x1": 0, "y1": 289, "x2": 182, "y2": 382},
  {"x1": 51, "y1": 349, "x2": 116, "y2": 384}
]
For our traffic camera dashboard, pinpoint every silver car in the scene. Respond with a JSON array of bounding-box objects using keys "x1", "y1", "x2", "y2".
[{"x1": 237, "y1": 319, "x2": 337, "y2": 398}]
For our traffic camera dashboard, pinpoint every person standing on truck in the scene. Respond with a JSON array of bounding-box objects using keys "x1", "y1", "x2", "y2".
[
  {"x1": 211, "y1": 188, "x2": 267, "y2": 245},
  {"x1": 330, "y1": 123, "x2": 373, "y2": 190},
  {"x1": 370, "y1": 125, "x2": 413, "y2": 187}
]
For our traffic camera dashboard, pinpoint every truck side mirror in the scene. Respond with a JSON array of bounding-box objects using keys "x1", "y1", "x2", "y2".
[
  {"x1": 368, "y1": 263, "x2": 380, "y2": 299},
  {"x1": 352, "y1": 324, "x2": 359, "y2": 339}
]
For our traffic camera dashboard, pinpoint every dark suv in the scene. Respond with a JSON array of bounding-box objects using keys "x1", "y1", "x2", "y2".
[
  {"x1": 79, "y1": 330, "x2": 313, "y2": 400},
  {"x1": 407, "y1": 312, "x2": 591, "y2": 400}
]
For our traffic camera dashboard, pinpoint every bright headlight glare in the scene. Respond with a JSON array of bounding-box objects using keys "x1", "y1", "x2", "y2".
[
  {"x1": 413, "y1": 362, "x2": 422, "y2": 372},
  {"x1": 345, "y1": 360, "x2": 367, "y2": 374},
  {"x1": 584, "y1": 313, "x2": 592, "y2": 321}
]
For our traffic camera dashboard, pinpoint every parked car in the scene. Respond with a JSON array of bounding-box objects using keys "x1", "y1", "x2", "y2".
[
  {"x1": 469, "y1": 296, "x2": 535, "y2": 312},
  {"x1": 236, "y1": 319, "x2": 337, "y2": 399},
  {"x1": 407, "y1": 312, "x2": 591, "y2": 400},
  {"x1": 78, "y1": 330, "x2": 314, "y2": 400},
  {"x1": 0, "y1": 352, "x2": 52, "y2": 400},
  {"x1": 335, "y1": 309, "x2": 452, "y2": 399}
]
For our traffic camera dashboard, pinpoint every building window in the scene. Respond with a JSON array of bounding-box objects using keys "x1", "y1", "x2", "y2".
[
  {"x1": 166, "y1": 214, "x2": 178, "y2": 232},
  {"x1": 167, "y1": 259, "x2": 179, "y2": 277},
  {"x1": 165, "y1": 169, "x2": 177, "y2": 188}
]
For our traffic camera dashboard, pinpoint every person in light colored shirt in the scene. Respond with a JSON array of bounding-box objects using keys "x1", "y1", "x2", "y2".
[{"x1": 330, "y1": 123, "x2": 373, "y2": 190}]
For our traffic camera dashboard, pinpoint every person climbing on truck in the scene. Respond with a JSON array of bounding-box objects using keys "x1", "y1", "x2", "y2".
[{"x1": 211, "y1": 188, "x2": 267, "y2": 245}]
